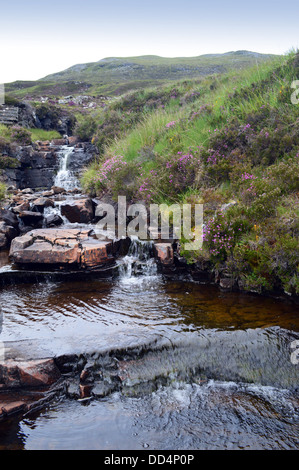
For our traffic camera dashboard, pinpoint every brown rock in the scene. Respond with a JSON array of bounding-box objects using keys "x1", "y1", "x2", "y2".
[
  {"x1": 154, "y1": 243, "x2": 174, "y2": 266},
  {"x1": 11, "y1": 201, "x2": 30, "y2": 213},
  {"x1": 31, "y1": 197, "x2": 55, "y2": 213},
  {"x1": 1, "y1": 401, "x2": 26, "y2": 416},
  {"x1": 0, "y1": 359, "x2": 61, "y2": 389},
  {"x1": 51, "y1": 186, "x2": 65, "y2": 194},
  {"x1": 81, "y1": 240, "x2": 111, "y2": 267},
  {"x1": 79, "y1": 384, "x2": 93, "y2": 399},
  {"x1": 61, "y1": 198, "x2": 94, "y2": 224},
  {"x1": 9, "y1": 228, "x2": 114, "y2": 268}
]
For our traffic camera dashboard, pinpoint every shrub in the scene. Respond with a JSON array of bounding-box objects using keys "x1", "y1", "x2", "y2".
[{"x1": 10, "y1": 126, "x2": 32, "y2": 145}]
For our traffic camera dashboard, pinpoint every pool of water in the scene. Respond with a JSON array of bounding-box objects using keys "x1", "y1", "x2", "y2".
[{"x1": 0, "y1": 271, "x2": 299, "y2": 450}]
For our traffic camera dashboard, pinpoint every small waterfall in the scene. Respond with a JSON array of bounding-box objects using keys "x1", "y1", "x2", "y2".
[
  {"x1": 118, "y1": 237, "x2": 158, "y2": 280},
  {"x1": 55, "y1": 145, "x2": 79, "y2": 191}
]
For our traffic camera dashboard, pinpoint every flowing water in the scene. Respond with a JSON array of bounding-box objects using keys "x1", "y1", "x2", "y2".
[
  {"x1": 54, "y1": 145, "x2": 79, "y2": 191},
  {"x1": 0, "y1": 153, "x2": 299, "y2": 450},
  {"x1": 0, "y1": 249, "x2": 298, "y2": 450}
]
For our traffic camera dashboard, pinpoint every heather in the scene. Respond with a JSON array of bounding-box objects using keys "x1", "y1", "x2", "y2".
[{"x1": 82, "y1": 51, "x2": 299, "y2": 296}]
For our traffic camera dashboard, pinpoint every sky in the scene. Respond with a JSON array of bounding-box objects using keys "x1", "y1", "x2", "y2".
[{"x1": 0, "y1": 0, "x2": 298, "y2": 83}]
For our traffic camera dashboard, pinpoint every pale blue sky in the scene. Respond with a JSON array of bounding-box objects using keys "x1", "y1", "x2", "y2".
[{"x1": 0, "y1": 0, "x2": 298, "y2": 83}]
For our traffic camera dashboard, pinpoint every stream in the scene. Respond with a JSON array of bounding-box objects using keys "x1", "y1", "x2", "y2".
[{"x1": 0, "y1": 146, "x2": 298, "y2": 450}]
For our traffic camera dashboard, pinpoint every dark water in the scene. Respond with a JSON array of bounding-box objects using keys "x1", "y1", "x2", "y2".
[{"x1": 0, "y1": 270, "x2": 299, "y2": 450}]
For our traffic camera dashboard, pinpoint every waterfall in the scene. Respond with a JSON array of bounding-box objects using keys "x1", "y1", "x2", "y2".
[
  {"x1": 118, "y1": 236, "x2": 158, "y2": 280},
  {"x1": 54, "y1": 145, "x2": 80, "y2": 191}
]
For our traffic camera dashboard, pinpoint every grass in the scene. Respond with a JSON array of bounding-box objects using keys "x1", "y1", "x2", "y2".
[
  {"x1": 6, "y1": 51, "x2": 277, "y2": 99},
  {"x1": 29, "y1": 128, "x2": 61, "y2": 142},
  {"x1": 81, "y1": 50, "x2": 299, "y2": 297}
]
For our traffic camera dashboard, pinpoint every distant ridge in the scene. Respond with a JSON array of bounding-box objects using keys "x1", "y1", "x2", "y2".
[{"x1": 5, "y1": 50, "x2": 277, "y2": 98}]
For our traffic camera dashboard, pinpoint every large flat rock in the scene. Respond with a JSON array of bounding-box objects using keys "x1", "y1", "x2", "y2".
[{"x1": 9, "y1": 228, "x2": 114, "y2": 268}]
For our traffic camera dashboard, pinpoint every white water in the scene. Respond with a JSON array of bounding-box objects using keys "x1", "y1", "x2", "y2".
[
  {"x1": 54, "y1": 146, "x2": 79, "y2": 191},
  {"x1": 118, "y1": 236, "x2": 158, "y2": 281}
]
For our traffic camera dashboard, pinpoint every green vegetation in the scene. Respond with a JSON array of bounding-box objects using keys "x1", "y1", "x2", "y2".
[
  {"x1": 6, "y1": 51, "x2": 275, "y2": 99},
  {"x1": 30, "y1": 128, "x2": 61, "y2": 142},
  {"x1": 0, "y1": 182, "x2": 6, "y2": 201},
  {"x1": 0, "y1": 124, "x2": 61, "y2": 145},
  {"x1": 82, "y1": 50, "x2": 299, "y2": 296}
]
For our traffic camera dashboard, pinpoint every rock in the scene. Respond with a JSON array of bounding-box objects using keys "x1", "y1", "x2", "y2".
[
  {"x1": 219, "y1": 278, "x2": 234, "y2": 290},
  {"x1": 18, "y1": 210, "x2": 44, "y2": 226},
  {"x1": 0, "y1": 233, "x2": 7, "y2": 249},
  {"x1": 0, "y1": 222, "x2": 18, "y2": 248},
  {"x1": 44, "y1": 213, "x2": 63, "y2": 227},
  {"x1": 67, "y1": 136, "x2": 80, "y2": 146},
  {"x1": 42, "y1": 190, "x2": 55, "y2": 197},
  {"x1": 154, "y1": 243, "x2": 174, "y2": 266},
  {"x1": 11, "y1": 201, "x2": 30, "y2": 214},
  {"x1": 51, "y1": 138, "x2": 67, "y2": 146},
  {"x1": 79, "y1": 384, "x2": 93, "y2": 399},
  {"x1": 61, "y1": 198, "x2": 95, "y2": 224},
  {"x1": 51, "y1": 186, "x2": 65, "y2": 194},
  {"x1": 0, "y1": 359, "x2": 61, "y2": 390},
  {"x1": 21, "y1": 188, "x2": 34, "y2": 194},
  {"x1": 0, "y1": 208, "x2": 19, "y2": 229},
  {"x1": 31, "y1": 197, "x2": 55, "y2": 213},
  {"x1": 9, "y1": 228, "x2": 114, "y2": 268}
]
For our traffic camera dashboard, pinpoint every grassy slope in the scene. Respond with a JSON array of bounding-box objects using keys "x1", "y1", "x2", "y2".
[
  {"x1": 82, "y1": 51, "x2": 299, "y2": 297},
  {"x1": 6, "y1": 51, "x2": 275, "y2": 99}
]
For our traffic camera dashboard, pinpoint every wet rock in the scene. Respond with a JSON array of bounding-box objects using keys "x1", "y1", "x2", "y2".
[
  {"x1": 51, "y1": 186, "x2": 65, "y2": 195},
  {"x1": 11, "y1": 201, "x2": 30, "y2": 214},
  {"x1": 0, "y1": 359, "x2": 61, "y2": 389},
  {"x1": 219, "y1": 278, "x2": 234, "y2": 290},
  {"x1": 18, "y1": 210, "x2": 44, "y2": 226},
  {"x1": 0, "y1": 208, "x2": 19, "y2": 229},
  {"x1": 21, "y1": 188, "x2": 34, "y2": 195},
  {"x1": 61, "y1": 198, "x2": 95, "y2": 224},
  {"x1": 31, "y1": 197, "x2": 55, "y2": 213},
  {"x1": 79, "y1": 384, "x2": 93, "y2": 399},
  {"x1": 154, "y1": 243, "x2": 174, "y2": 266},
  {"x1": 92, "y1": 381, "x2": 115, "y2": 398},
  {"x1": 0, "y1": 222, "x2": 18, "y2": 249},
  {"x1": 9, "y1": 228, "x2": 114, "y2": 268},
  {"x1": 44, "y1": 213, "x2": 63, "y2": 227},
  {"x1": 42, "y1": 190, "x2": 55, "y2": 197}
]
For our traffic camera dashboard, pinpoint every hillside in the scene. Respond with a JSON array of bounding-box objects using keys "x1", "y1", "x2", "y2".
[
  {"x1": 6, "y1": 51, "x2": 275, "y2": 98},
  {"x1": 81, "y1": 51, "x2": 299, "y2": 297}
]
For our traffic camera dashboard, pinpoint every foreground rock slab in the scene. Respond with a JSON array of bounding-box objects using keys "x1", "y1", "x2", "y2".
[{"x1": 9, "y1": 228, "x2": 114, "y2": 268}]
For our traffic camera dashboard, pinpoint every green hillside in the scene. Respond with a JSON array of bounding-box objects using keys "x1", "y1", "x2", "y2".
[
  {"x1": 81, "y1": 50, "x2": 299, "y2": 297},
  {"x1": 6, "y1": 51, "x2": 275, "y2": 98}
]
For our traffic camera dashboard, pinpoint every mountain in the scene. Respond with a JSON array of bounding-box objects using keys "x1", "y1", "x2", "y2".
[{"x1": 5, "y1": 51, "x2": 277, "y2": 98}]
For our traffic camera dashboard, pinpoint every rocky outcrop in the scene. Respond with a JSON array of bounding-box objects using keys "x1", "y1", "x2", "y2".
[
  {"x1": 9, "y1": 228, "x2": 115, "y2": 268},
  {"x1": 1, "y1": 140, "x2": 98, "y2": 190}
]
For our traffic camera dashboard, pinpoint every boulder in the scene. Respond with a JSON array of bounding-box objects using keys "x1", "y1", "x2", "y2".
[
  {"x1": 61, "y1": 198, "x2": 95, "y2": 224},
  {"x1": 31, "y1": 197, "x2": 55, "y2": 213},
  {"x1": 9, "y1": 228, "x2": 114, "y2": 268},
  {"x1": 44, "y1": 213, "x2": 63, "y2": 227},
  {"x1": 18, "y1": 210, "x2": 44, "y2": 226},
  {"x1": 0, "y1": 221, "x2": 18, "y2": 249},
  {"x1": 0, "y1": 208, "x2": 19, "y2": 229}
]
